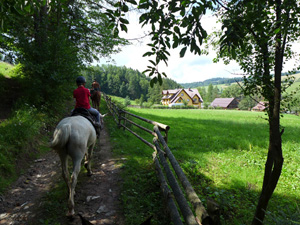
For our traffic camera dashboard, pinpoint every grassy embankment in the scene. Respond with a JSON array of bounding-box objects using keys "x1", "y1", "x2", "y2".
[
  {"x1": 105, "y1": 105, "x2": 300, "y2": 224},
  {"x1": 0, "y1": 62, "x2": 68, "y2": 194}
]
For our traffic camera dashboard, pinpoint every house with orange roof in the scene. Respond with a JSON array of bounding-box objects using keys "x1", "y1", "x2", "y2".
[{"x1": 161, "y1": 88, "x2": 203, "y2": 108}]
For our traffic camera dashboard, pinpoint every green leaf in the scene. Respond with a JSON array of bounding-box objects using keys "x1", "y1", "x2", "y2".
[
  {"x1": 122, "y1": 4, "x2": 129, "y2": 12},
  {"x1": 119, "y1": 17, "x2": 129, "y2": 24},
  {"x1": 158, "y1": 74, "x2": 162, "y2": 85},
  {"x1": 149, "y1": 60, "x2": 156, "y2": 66},
  {"x1": 174, "y1": 26, "x2": 180, "y2": 34},
  {"x1": 142, "y1": 52, "x2": 153, "y2": 57},
  {"x1": 24, "y1": 4, "x2": 31, "y2": 12},
  {"x1": 274, "y1": 28, "x2": 280, "y2": 34},
  {"x1": 125, "y1": 0, "x2": 137, "y2": 5},
  {"x1": 179, "y1": 46, "x2": 187, "y2": 58},
  {"x1": 120, "y1": 24, "x2": 128, "y2": 32}
]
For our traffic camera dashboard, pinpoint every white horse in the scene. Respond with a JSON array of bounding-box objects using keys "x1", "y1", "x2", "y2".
[{"x1": 50, "y1": 115, "x2": 104, "y2": 216}]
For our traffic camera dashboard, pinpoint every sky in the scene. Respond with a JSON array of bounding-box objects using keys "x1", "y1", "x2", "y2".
[{"x1": 101, "y1": 11, "x2": 299, "y2": 84}]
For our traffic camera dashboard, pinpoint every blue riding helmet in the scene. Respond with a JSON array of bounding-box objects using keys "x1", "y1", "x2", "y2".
[{"x1": 76, "y1": 76, "x2": 86, "y2": 85}]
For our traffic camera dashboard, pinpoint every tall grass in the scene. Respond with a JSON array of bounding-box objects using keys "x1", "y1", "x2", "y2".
[{"x1": 107, "y1": 107, "x2": 300, "y2": 224}]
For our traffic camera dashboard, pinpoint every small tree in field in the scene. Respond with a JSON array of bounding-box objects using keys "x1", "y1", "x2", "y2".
[{"x1": 214, "y1": 1, "x2": 300, "y2": 223}]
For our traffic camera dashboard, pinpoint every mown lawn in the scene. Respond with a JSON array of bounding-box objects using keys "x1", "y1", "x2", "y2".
[{"x1": 107, "y1": 106, "x2": 300, "y2": 224}]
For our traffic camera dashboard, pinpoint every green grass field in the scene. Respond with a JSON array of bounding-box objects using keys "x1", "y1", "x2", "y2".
[
  {"x1": 106, "y1": 106, "x2": 300, "y2": 224},
  {"x1": 285, "y1": 73, "x2": 300, "y2": 93}
]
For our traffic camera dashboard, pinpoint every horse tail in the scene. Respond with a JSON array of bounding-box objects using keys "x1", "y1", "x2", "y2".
[{"x1": 50, "y1": 123, "x2": 71, "y2": 151}]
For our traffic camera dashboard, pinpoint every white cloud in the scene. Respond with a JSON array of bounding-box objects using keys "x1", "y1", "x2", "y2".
[{"x1": 101, "y1": 12, "x2": 299, "y2": 84}]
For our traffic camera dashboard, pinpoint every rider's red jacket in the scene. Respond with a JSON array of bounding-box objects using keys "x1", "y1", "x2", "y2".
[{"x1": 73, "y1": 86, "x2": 91, "y2": 109}]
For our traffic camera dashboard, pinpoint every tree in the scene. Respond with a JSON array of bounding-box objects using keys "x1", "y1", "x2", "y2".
[
  {"x1": 107, "y1": 0, "x2": 300, "y2": 224},
  {"x1": 206, "y1": 83, "x2": 220, "y2": 102},
  {"x1": 221, "y1": 84, "x2": 243, "y2": 99},
  {"x1": 206, "y1": 83, "x2": 214, "y2": 102},
  {"x1": 119, "y1": 81, "x2": 128, "y2": 97},
  {"x1": 198, "y1": 87, "x2": 207, "y2": 102},
  {"x1": 214, "y1": 1, "x2": 300, "y2": 223},
  {"x1": 0, "y1": 0, "x2": 127, "y2": 106},
  {"x1": 139, "y1": 94, "x2": 145, "y2": 106},
  {"x1": 238, "y1": 96, "x2": 257, "y2": 111}
]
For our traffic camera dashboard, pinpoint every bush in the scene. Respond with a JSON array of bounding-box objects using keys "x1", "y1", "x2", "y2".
[
  {"x1": 142, "y1": 102, "x2": 153, "y2": 108},
  {"x1": 124, "y1": 96, "x2": 131, "y2": 107},
  {"x1": 0, "y1": 104, "x2": 46, "y2": 193},
  {"x1": 151, "y1": 105, "x2": 169, "y2": 109}
]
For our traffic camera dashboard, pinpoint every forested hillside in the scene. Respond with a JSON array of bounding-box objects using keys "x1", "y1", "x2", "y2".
[
  {"x1": 181, "y1": 72, "x2": 300, "y2": 89},
  {"x1": 83, "y1": 64, "x2": 182, "y2": 103},
  {"x1": 180, "y1": 77, "x2": 244, "y2": 88}
]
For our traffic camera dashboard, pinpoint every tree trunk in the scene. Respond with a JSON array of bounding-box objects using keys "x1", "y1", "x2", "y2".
[
  {"x1": 251, "y1": 124, "x2": 283, "y2": 224},
  {"x1": 252, "y1": 1, "x2": 284, "y2": 224}
]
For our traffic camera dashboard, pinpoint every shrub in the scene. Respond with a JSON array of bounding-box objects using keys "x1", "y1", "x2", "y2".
[
  {"x1": 124, "y1": 96, "x2": 131, "y2": 107},
  {"x1": 142, "y1": 102, "x2": 153, "y2": 108},
  {"x1": 0, "y1": 104, "x2": 46, "y2": 193}
]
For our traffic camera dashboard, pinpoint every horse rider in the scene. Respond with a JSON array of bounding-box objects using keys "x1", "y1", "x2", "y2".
[
  {"x1": 73, "y1": 76, "x2": 101, "y2": 127},
  {"x1": 92, "y1": 79, "x2": 100, "y2": 91}
]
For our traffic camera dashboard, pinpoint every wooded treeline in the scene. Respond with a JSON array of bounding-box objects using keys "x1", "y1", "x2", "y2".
[
  {"x1": 83, "y1": 64, "x2": 182, "y2": 104},
  {"x1": 181, "y1": 77, "x2": 244, "y2": 88}
]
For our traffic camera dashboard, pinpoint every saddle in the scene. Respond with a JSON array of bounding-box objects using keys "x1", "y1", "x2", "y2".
[
  {"x1": 90, "y1": 89, "x2": 100, "y2": 95},
  {"x1": 71, "y1": 108, "x2": 100, "y2": 136}
]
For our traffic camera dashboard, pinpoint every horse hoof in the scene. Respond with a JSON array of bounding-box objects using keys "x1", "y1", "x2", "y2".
[
  {"x1": 66, "y1": 211, "x2": 75, "y2": 218},
  {"x1": 87, "y1": 171, "x2": 93, "y2": 177}
]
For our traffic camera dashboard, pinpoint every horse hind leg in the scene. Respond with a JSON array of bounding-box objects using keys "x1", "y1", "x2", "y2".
[
  {"x1": 67, "y1": 158, "x2": 82, "y2": 216},
  {"x1": 59, "y1": 153, "x2": 71, "y2": 196},
  {"x1": 58, "y1": 153, "x2": 76, "y2": 217}
]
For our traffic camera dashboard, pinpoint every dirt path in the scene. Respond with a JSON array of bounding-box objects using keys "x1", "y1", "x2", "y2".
[{"x1": 0, "y1": 125, "x2": 125, "y2": 225}]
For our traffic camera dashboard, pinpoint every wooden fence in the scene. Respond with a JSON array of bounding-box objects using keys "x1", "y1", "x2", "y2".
[{"x1": 103, "y1": 94, "x2": 217, "y2": 225}]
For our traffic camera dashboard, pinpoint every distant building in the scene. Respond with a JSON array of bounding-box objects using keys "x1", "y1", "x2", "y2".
[
  {"x1": 252, "y1": 101, "x2": 268, "y2": 111},
  {"x1": 161, "y1": 88, "x2": 203, "y2": 108},
  {"x1": 210, "y1": 98, "x2": 239, "y2": 109}
]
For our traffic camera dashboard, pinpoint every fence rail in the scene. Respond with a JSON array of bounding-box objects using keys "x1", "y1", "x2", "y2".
[{"x1": 104, "y1": 94, "x2": 216, "y2": 225}]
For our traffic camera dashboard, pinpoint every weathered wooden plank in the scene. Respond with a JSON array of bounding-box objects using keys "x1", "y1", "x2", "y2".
[
  {"x1": 119, "y1": 115, "x2": 157, "y2": 137},
  {"x1": 121, "y1": 109, "x2": 170, "y2": 132},
  {"x1": 153, "y1": 138, "x2": 199, "y2": 225},
  {"x1": 119, "y1": 124, "x2": 155, "y2": 150},
  {"x1": 154, "y1": 126, "x2": 212, "y2": 225},
  {"x1": 152, "y1": 151, "x2": 184, "y2": 225}
]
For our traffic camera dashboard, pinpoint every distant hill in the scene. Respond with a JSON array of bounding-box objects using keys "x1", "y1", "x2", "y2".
[
  {"x1": 180, "y1": 77, "x2": 244, "y2": 88},
  {"x1": 180, "y1": 72, "x2": 300, "y2": 89}
]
